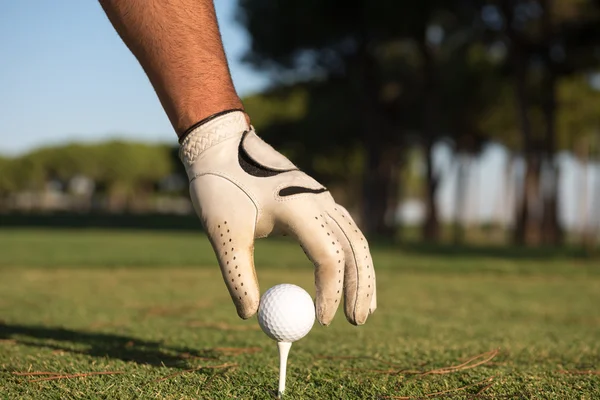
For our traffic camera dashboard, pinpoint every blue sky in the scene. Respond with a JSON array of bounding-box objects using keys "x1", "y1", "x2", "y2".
[
  {"x1": 0, "y1": 1, "x2": 595, "y2": 229},
  {"x1": 0, "y1": 1, "x2": 268, "y2": 156}
]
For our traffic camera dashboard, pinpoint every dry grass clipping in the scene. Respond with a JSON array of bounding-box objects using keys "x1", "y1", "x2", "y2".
[
  {"x1": 14, "y1": 371, "x2": 123, "y2": 383},
  {"x1": 384, "y1": 377, "x2": 496, "y2": 399},
  {"x1": 319, "y1": 349, "x2": 499, "y2": 376},
  {"x1": 417, "y1": 349, "x2": 499, "y2": 376},
  {"x1": 319, "y1": 350, "x2": 500, "y2": 399}
]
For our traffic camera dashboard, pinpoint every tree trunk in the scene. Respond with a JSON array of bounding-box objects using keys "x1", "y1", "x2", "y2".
[
  {"x1": 423, "y1": 138, "x2": 440, "y2": 241},
  {"x1": 419, "y1": 40, "x2": 441, "y2": 242},
  {"x1": 362, "y1": 141, "x2": 400, "y2": 237},
  {"x1": 593, "y1": 160, "x2": 600, "y2": 248},
  {"x1": 355, "y1": 41, "x2": 399, "y2": 238},
  {"x1": 540, "y1": 0, "x2": 564, "y2": 246},
  {"x1": 578, "y1": 159, "x2": 589, "y2": 244},
  {"x1": 453, "y1": 154, "x2": 469, "y2": 244},
  {"x1": 540, "y1": 78, "x2": 563, "y2": 246},
  {"x1": 541, "y1": 163, "x2": 563, "y2": 245},
  {"x1": 515, "y1": 154, "x2": 543, "y2": 246},
  {"x1": 509, "y1": 48, "x2": 530, "y2": 244},
  {"x1": 498, "y1": 153, "x2": 515, "y2": 235},
  {"x1": 510, "y1": 51, "x2": 542, "y2": 245},
  {"x1": 468, "y1": 159, "x2": 480, "y2": 241},
  {"x1": 501, "y1": 0, "x2": 543, "y2": 246},
  {"x1": 594, "y1": 129, "x2": 600, "y2": 248},
  {"x1": 577, "y1": 137, "x2": 591, "y2": 246},
  {"x1": 386, "y1": 148, "x2": 403, "y2": 236}
]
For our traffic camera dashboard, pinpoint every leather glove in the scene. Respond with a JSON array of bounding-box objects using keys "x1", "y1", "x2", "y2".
[{"x1": 179, "y1": 110, "x2": 376, "y2": 326}]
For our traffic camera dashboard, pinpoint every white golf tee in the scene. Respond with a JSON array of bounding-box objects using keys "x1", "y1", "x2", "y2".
[{"x1": 277, "y1": 341, "x2": 292, "y2": 397}]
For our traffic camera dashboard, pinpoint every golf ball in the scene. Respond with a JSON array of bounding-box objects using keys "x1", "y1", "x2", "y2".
[{"x1": 258, "y1": 284, "x2": 315, "y2": 342}]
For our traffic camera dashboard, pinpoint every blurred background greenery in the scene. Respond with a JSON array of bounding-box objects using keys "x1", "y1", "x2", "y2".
[{"x1": 1, "y1": 0, "x2": 600, "y2": 252}]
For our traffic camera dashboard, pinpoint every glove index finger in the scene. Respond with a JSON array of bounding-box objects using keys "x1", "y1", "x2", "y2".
[
  {"x1": 206, "y1": 218, "x2": 259, "y2": 320},
  {"x1": 190, "y1": 174, "x2": 260, "y2": 320}
]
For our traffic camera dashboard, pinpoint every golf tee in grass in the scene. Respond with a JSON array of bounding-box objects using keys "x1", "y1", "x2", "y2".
[{"x1": 277, "y1": 341, "x2": 292, "y2": 397}]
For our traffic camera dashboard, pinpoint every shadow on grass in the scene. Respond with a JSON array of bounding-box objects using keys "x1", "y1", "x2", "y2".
[{"x1": 0, "y1": 322, "x2": 218, "y2": 369}]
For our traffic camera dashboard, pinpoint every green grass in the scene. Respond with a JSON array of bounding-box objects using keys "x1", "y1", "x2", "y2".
[{"x1": 0, "y1": 229, "x2": 599, "y2": 399}]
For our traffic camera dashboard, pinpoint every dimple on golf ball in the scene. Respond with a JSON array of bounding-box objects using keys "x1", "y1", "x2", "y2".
[{"x1": 258, "y1": 284, "x2": 316, "y2": 342}]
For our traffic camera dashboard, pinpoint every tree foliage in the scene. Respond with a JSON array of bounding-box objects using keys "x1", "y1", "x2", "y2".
[
  {"x1": 238, "y1": 0, "x2": 600, "y2": 244},
  {"x1": 0, "y1": 141, "x2": 175, "y2": 200}
]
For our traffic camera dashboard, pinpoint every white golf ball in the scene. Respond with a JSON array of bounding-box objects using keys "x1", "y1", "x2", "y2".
[{"x1": 258, "y1": 284, "x2": 316, "y2": 342}]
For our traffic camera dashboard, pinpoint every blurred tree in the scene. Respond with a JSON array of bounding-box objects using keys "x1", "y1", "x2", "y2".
[
  {"x1": 244, "y1": 81, "x2": 366, "y2": 215},
  {"x1": 441, "y1": 42, "x2": 501, "y2": 243},
  {"x1": 0, "y1": 157, "x2": 15, "y2": 209},
  {"x1": 496, "y1": 0, "x2": 546, "y2": 246},
  {"x1": 0, "y1": 142, "x2": 174, "y2": 213},
  {"x1": 238, "y1": 0, "x2": 485, "y2": 240},
  {"x1": 484, "y1": 0, "x2": 600, "y2": 245},
  {"x1": 10, "y1": 154, "x2": 46, "y2": 192},
  {"x1": 238, "y1": 0, "x2": 414, "y2": 236},
  {"x1": 95, "y1": 141, "x2": 173, "y2": 211},
  {"x1": 557, "y1": 73, "x2": 600, "y2": 247}
]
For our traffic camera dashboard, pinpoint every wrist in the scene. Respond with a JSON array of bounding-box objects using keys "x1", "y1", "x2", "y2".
[{"x1": 179, "y1": 110, "x2": 250, "y2": 169}]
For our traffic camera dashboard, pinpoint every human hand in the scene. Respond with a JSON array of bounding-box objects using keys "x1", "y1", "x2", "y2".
[{"x1": 179, "y1": 111, "x2": 376, "y2": 326}]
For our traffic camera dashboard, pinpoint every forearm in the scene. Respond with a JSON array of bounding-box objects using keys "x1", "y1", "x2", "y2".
[{"x1": 99, "y1": 0, "x2": 244, "y2": 136}]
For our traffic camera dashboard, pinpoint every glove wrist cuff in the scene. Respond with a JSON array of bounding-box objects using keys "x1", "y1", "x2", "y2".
[{"x1": 179, "y1": 110, "x2": 249, "y2": 168}]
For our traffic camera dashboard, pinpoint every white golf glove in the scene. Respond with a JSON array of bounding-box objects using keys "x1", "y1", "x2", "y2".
[{"x1": 179, "y1": 110, "x2": 376, "y2": 326}]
